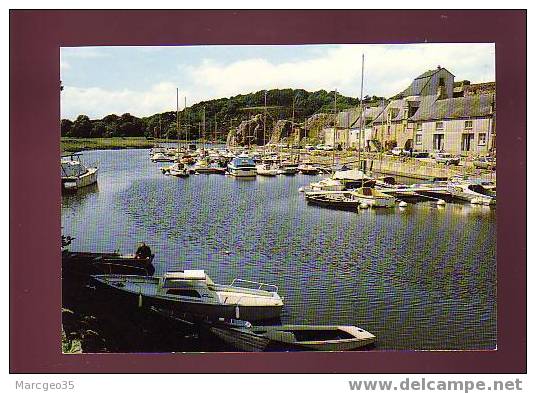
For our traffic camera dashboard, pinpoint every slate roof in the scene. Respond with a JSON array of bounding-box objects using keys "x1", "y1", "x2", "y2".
[
  {"x1": 397, "y1": 67, "x2": 454, "y2": 98},
  {"x1": 410, "y1": 93, "x2": 494, "y2": 122},
  {"x1": 337, "y1": 105, "x2": 386, "y2": 128},
  {"x1": 370, "y1": 96, "x2": 421, "y2": 124}
]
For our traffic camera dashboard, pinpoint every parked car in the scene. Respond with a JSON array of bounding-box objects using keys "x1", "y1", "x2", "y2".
[
  {"x1": 434, "y1": 152, "x2": 460, "y2": 165},
  {"x1": 473, "y1": 156, "x2": 496, "y2": 170},
  {"x1": 391, "y1": 147, "x2": 404, "y2": 156},
  {"x1": 411, "y1": 150, "x2": 430, "y2": 158},
  {"x1": 305, "y1": 145, "x2": 315, "y2": 151}
]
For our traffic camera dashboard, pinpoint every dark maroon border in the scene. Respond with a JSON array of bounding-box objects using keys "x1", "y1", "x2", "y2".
[{"x1": 10, "y1": 10, "x2": 526, "y2": 373}]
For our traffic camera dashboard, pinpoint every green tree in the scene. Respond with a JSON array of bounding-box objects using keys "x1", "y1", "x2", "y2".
[
  {"x1": 91, "y1": 121, "x2": 105, "y2": 138},
  {"x1": 61, "y1": 119, "x2": 73, "y2": 137},
  {"x1": 71, "y1": 115, "x2": 92, "y2": 138}
]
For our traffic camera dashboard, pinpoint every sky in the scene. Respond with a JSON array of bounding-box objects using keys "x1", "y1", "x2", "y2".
[{"x1": 60, "y1": 43, "x2": 495, "y2": 120}]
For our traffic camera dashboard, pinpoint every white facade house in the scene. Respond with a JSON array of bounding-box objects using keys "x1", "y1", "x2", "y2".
[{"x1": 411, "y1": 93, "x2": 495, "y2": 155}]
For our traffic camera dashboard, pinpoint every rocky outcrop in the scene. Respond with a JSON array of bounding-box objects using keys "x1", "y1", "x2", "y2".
[
  {"x1": 225, "y1": 112, "x2": 335, "y2": 146},
  {"x1": 226, "y1": 114, "x2": 269, "y2": 146},
  {"x1": 269, "y1": 120, "x2": 293, "y2": 144}
]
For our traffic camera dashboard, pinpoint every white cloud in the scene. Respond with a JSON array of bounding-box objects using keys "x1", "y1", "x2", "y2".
[
  {"x1": 60, "y1": 61, "x2": 70, "y2": 70},
  {"x1": 61, "y1": 82, "x2": 189, "y2": 119},
  {"x1": 60, "y1": 44, "x2": 495, "y2": 119},
  {"x1": 188, "y1": 43, "x2": 495, "y2": 99}
]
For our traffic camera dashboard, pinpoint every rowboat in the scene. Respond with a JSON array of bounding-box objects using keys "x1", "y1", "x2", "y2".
[
  {"x1": 305, "y1": 192, "x2": 359, "y2": 211},
  {"x1": 210, "y1": 321, "x2": 376, "y2": 352}
]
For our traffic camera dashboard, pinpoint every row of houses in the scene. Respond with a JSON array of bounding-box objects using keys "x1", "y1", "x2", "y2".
[{"x1": 323, "y1": 66, "x2": 496, "y2": 156}]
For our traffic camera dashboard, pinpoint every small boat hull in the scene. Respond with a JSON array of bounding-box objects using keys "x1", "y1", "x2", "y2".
[
  {"x1": 277, "y1": 167, "x2": 298, "y2": 175},
  {"x1": 211, "y1": 324, "x2": 376, "y2": 352},
  {"x1": 228, "y1": 167, "x2": 257, "y2": 177},
  {"x1": 62, "y1": 251, "x2": 155, "y2": 278},
  {"x1": 62, "y1": 167, "x2": 98, "y2": 191},
  {"x1": 305, "y1": 193, "x2": 359, "y2": 211}
]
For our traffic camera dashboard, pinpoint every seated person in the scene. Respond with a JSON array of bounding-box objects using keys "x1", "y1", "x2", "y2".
[{"x1": 135, "y1": 242, "x2": 152, "y2": 259}]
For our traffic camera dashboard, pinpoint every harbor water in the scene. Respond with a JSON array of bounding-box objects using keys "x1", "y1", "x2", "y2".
[{"x1": 61, "y1": 148, "x2": 496, "y2": 351}]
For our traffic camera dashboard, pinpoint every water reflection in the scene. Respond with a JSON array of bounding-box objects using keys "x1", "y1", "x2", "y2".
[{"x1": 61, "y1": 148, "x2": 496, "y2": 350}]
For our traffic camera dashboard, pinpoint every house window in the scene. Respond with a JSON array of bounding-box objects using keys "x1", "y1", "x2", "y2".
[
  {"x1": 433, "y1": 134, "x2": 444, "y2": 151},
  {"x1": 478, "y1": 133, "x2": 487, "y2": 146},
  {"x1": 415, "y1": 134, "x2": 422, "y2": 145},
  {"x1": 439, "y1": 77, "x2": 445, "y2": 87},
  {"x1": 461, "y1": 134, "x2": 475, "y2": 152},
  {"x1": 464, "y1": 120, "x2": 473, "y2": 129},
  {"x1": 435, "y1": 122, "x2": 444, "y2": 130},
  {"x1": 416, "y1": 122, "x2": 422, "y2": 131}
]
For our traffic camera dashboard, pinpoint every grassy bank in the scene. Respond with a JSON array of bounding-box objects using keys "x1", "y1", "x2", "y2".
[{"x1": 61, "y1": 137, "x2": 156, "y2": 154}]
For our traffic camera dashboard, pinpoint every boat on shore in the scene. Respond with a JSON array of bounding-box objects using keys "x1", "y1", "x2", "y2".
[
  {"x1": 61, "y1": 155, "x2": 98, "y2": 191},
  {"x1": 209, "y1": 320, "x2": 375, "y2": 352},
  {"x1": 91, "y1": 270, "x2": 283, "y2": 322},
  {"x1": 228, "y1": 154, "x2": 257, "y2": 177}
]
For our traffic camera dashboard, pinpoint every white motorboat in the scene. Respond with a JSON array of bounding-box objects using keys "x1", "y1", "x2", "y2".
[
  {"x1": 309, "y1": 177, "x2": 346, "y2": 191},
  {"x1": 228, "y1": 154, "x2": 257, "y2": 177},
  {"x1": 349, "y1": 187, "x2": 397, "y2": 208},
  {"x1": 332, "y1": 169, "x2": 375, "y2": 189},
  {"x1": 447, "y1": 177, "x2": 496, "y2": 205},
  {"x1": 256, "y1": 163, "x2": 278, "y2": 176},
  {"x1": 92, "y1": 270, "x2": 283, "y2": 322},
  {"x1": 210, "y1": 321, "x2": 376, "y2": 352},
  {"x1": 298, "y1": 163, "x2": 320, "y2": 175},
  {"x1": 277, "y1": 162, "x2": 299, "y2": 175},
  {"x1": 162, "y1": 162, "x2": 189, "y2": 177},
  {"x1": 61, "y1": 156, "x2": 98, "y2": 191},
  {"x1": 151, "y1": 152, "x2": 175, "y2": 162}
]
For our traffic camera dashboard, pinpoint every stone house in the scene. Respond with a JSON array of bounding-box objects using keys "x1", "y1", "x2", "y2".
[
  {"x1": 410, "y1": 93, "x2": 495, "y2": 155},
  {"x1": 323, "y1": 66, "x2": 495, "y2": 155}
]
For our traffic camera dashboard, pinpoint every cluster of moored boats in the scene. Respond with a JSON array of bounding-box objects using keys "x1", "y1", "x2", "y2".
[
  {"x1": 300, "y1": 168, "x2": 496, "y2": 210},
  {"x1": 150, "y1": 145, "x2": 497, "y2": 210},
  {"x1": 62, "y1": 236, "x2": 376, "y2": 352},
  {"x1": 150, "y1": 145, "x2": 334, "y2": 178}
]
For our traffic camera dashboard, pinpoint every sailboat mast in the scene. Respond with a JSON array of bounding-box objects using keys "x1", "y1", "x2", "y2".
[
  {"x1": 333, "y1": 89, "x2": 337, "y2": 171},
  {"x1": 379, "y1": 98, "x2": 384, "y2": 173},
  {"x1": 176, "y1": 88, "x2": 180, "y2": 151},
  {"x1": 203, "y1": 107, "x2": 206, "y2": 151},
  {"x1": 184, "y1": 97, "x2": 188, "y2": 148},
  {"x1": 264, "y1": 90, "x2": 267, "y2": 148},
  {"x1": 358, "y1": 54, "x2": 365, "y2": 176}
]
